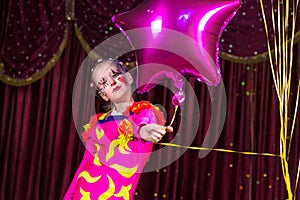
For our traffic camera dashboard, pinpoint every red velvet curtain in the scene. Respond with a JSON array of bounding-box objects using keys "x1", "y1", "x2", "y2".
[
  {"x1": 0, "y1": 24, "x2": 85, "y2": 200},
  {"x1": 1, "y1": 44, "x2": 299, "y2": 200},
  {"x1": 1, "y1": 1, "x2": 300, "y2": 200}
]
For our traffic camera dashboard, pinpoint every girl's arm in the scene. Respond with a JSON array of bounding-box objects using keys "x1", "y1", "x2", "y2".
[{"x1": 131, "y1": 105, "x2": 173, "y2": 143}]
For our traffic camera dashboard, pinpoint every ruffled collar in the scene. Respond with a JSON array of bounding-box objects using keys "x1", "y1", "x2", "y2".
[
  {"x1": 122, "y1": 101, "x2": 153, "y2": 116},
  {"x1": 97, "y1": 101, "x2": 154, "y2": 123}
]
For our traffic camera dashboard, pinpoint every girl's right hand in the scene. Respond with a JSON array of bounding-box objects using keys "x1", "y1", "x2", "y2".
[{"x1": 139, "y1": 124, "x2": 173, "y2": 143}]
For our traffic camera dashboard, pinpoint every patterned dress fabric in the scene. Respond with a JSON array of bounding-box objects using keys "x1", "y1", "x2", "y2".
[{"x1": 64, "y1": 101, "x2": 165, "y2": 200}]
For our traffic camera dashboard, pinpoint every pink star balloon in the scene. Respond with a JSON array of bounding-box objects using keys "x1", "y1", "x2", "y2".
[{"x1": 112, "y1": 0, "x2": 241, "y2": 95}]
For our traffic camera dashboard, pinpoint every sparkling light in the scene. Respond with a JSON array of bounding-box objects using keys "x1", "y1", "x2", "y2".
[{"x1": 151, "y1": 16, "x2": 162, "y2": 37}]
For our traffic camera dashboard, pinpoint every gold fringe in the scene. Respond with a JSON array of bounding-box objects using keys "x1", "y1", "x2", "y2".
[
  {"x1": 0, "y1": 23, "x2": 69, "y2": 87},
  {"x1": 259, "y1": 0, "x2": 299, "y2": 199}
]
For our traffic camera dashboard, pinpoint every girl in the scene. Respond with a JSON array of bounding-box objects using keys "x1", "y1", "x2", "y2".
[{"x1": 64, "y1": 59, "x2": 172, "y2": 200}]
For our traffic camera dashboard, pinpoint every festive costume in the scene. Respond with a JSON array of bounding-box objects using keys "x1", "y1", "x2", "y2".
[{"x1": 64, "y1": 101, "x2": 165, "y2": 200}]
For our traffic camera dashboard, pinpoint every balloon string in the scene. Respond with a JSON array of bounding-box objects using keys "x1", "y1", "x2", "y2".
[
  {"x1": 165, "y1": 105, "x2": 279, "y2": 157},
  {"x1": 169, "y1": 105, "x2": 178, "y2": 127},
  {"x1": 157, "y1": 142, "x2": 281, "y2": 158}
]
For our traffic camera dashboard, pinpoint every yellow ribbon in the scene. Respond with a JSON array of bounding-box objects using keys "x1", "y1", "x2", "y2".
[
  {"x1": 158, "y1": 142, "x2": 281, "y2": 158},
  {"x1": 165, "y1": 106, "x2": 279, "y2": 157}
]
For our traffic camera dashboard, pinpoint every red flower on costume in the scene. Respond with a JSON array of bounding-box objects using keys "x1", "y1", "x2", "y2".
[
  {"x1": 124, "y1": 101, "x2": 166, "y2": 126},
  {"x1": 127, "y1": 101, "x2": 153, "y2": 114},
  {"x1": 118, "y1": 119, "x2": 134, "y2": 138}
]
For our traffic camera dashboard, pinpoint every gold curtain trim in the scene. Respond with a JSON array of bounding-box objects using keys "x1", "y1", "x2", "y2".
[
  {"x1": 74, "y1": 22, "x2": 101, "y2": 61},
  {"x1": 0, "y1": 23, "x2": 69, "y2": 87},
  {"x1": 74, "y1": 24, "x2": 138, "y2": 68},
  {"x1": 219, "y1": 29, "x2": 300, "y2": 64}
]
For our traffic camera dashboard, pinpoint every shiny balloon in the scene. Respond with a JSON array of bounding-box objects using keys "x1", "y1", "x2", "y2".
[{"x1": 112, "y1": 0, "x2": 241, "y2": 93}]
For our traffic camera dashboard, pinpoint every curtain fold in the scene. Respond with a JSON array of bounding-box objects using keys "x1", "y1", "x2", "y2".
[{"x1": 0, "y1": 23, "x2": 87, "y2": 200}]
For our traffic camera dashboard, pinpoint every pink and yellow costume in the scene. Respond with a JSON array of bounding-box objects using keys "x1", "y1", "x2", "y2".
[{"x1": 64, "y1": 101, "x2": 165, "y2": 200}]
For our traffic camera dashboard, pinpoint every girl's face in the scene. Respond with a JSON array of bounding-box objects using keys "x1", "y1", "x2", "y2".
[{"x1": 92, "y1": 62, "x2": 133, "y2": 103}]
